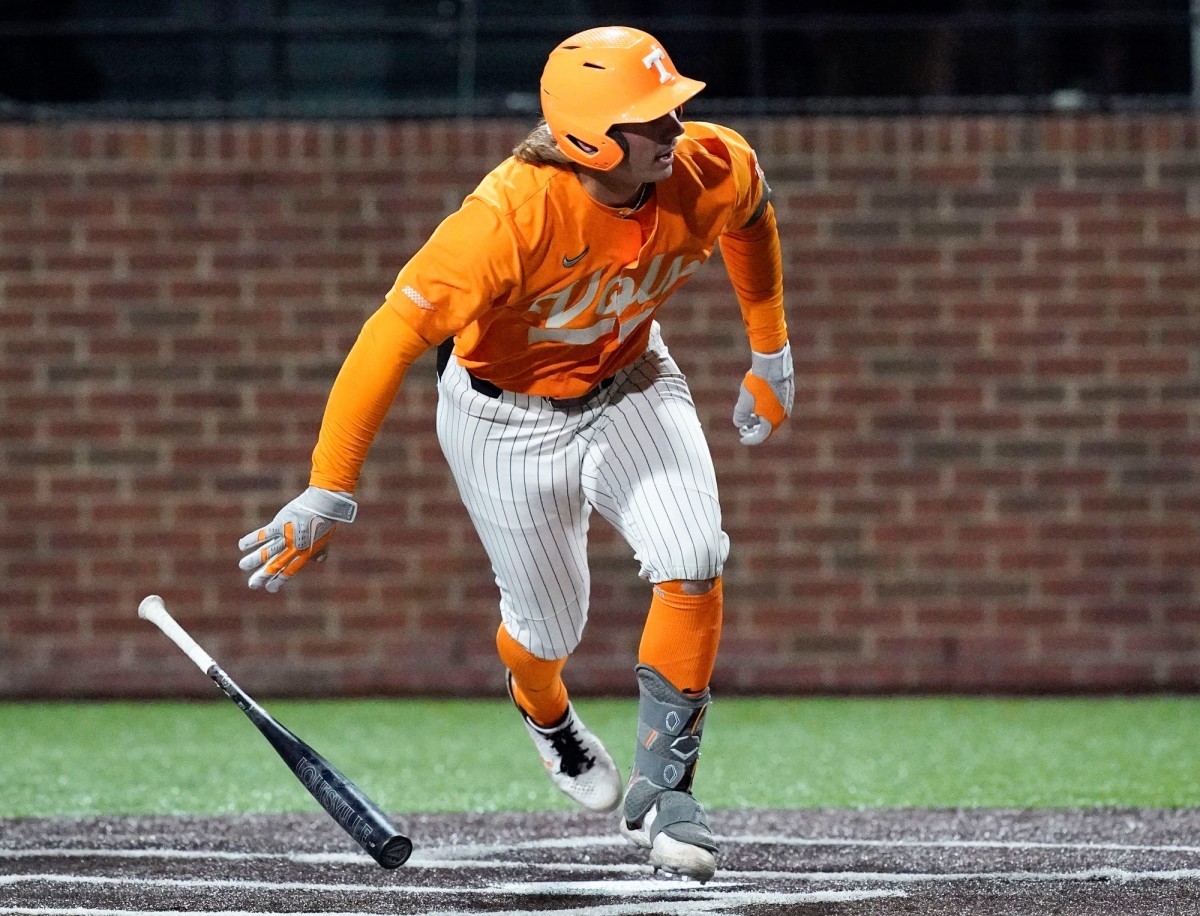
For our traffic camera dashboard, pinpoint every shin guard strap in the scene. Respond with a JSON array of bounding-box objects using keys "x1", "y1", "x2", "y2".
[
  {"x1": 633, "y1": 664, "x2": 709, "y2": 792},
  {"x1": 649, "y1": 790, "x2": 719, "y2": 854}
]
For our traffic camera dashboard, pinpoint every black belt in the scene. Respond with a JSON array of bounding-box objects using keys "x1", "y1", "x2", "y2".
[
  {"x1": 436, "y1": 339, "x2": 614, "y2": 409},
  {"x1": 468, "y1": 368, "x2": 615, "y2": 409}
]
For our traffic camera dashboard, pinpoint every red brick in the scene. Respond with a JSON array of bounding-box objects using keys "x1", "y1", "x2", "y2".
[{"x1": 3, "y1": 116, "x2": 1199, "y2": 696}]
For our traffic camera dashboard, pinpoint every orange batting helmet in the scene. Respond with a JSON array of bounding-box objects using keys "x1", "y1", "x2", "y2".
[{"x1": 540, "y1": 26, "x2": 706, "y2": 172}]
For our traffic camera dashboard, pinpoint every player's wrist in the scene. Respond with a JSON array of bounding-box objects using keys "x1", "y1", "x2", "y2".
[
  {"x1": 749, "y1": 341, "x2": 792, "y2": 382},
  {"x1": 751, "y1": 342, "x2": 789, "y2": 360},
  {"x1": 300, "y1": 486, "x2": 358, "y2": 524}
]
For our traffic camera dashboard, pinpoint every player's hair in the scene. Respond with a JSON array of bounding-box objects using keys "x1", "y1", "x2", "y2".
[{"x1": 513, "y1": 120, "x2": 574, "y2": 168}]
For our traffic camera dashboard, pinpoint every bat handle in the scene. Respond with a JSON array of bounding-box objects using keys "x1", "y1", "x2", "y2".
[{"x1": 138, "y1": 595, "x2": 217, "y2": 674}]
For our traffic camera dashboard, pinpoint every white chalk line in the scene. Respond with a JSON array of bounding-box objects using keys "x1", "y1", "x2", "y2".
[
  {"x1": 0, "y1": 891, "x2": 905, "y2": 916},
  {"x1": 5, "y1": 865, "x2": 1200, "y2": 893},
  {"x1": 0, "y1": 876, "x2": 731, "y2": 895},
  {"x1": 9, "y1": 830, "x2": 1200, "y2": 865},
  {"x1": 5, "y1": 830, "x2": 1200, "y2": 915},
  {"x1": 413, "y1": 892, "x2": 907, "y2": 916},
  {"x1": 0, "y1": 876, "x2": 906, "y2": 916},
  {"x1": 724, "y1": 834, "x2": 1200, "y2": 855},
  {"x1": 0, "y1": 849, "x2": 371, "y2": 865}
]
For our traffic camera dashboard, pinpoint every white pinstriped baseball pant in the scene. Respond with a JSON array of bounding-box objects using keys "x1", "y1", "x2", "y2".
[{"x1": 435, "y1": 323, "x2": 730, "y2": 660}]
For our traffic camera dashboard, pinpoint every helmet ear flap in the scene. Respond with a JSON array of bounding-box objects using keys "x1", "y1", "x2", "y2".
[
  {"x1": 606, "y1": 129, "x2": 630, "y2": 158},
  {"x1": 554, "y1": 123, "x2": 629, "y2": 171},
  {"x1": 566, "y1": 134, "x2": 599, "y2": 155},
  {"x1": 557, "y1": 129, "x2": 624, "y2": 169}
]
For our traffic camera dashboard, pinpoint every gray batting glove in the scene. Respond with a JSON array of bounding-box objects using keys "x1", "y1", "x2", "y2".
[
  {"x1": 733, "y1": 341, "x2": 795, "y2": 446},
  {"x1": 237, "y1": 486, "x2": 357, "y2": 593}
]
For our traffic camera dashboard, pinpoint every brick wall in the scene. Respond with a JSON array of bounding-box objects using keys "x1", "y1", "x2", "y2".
[{"x1": 2, "y1": 116, "x2": 1198, "y2": 699}]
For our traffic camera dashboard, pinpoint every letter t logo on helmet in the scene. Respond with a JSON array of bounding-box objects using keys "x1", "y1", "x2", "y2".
[
  {"x1": 540, "y1": 26, "x2": 706, "y2": 172},
  {"x1": 641, "y1": 45, "x2": 672, "y2": 83}
]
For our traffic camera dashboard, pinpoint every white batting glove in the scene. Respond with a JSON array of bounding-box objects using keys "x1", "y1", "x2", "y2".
[
  {"x1": 733, "y1": 342, "x2": 794, "y2": 446},
  {"x1": 238, "y1": 486, "x2": 357, "y2": 592}
]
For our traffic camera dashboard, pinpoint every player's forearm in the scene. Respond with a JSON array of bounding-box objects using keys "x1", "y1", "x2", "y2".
[
  {"x1": 720, "y1": 204, "x2": 787, "y2": 353},
  {"x1": 309, "y1": 305, "x2": 432, "y2": 492}
]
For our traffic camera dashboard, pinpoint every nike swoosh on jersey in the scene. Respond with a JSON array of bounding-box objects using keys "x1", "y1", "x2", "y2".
[{"x1": 561, "y1": 247, "x2": 589, "y2": 268}]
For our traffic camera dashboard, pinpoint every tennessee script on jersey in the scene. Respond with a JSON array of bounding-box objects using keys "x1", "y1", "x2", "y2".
[
  {"x1": 382, "y1": 121, "x2": 769, "y2": 399},
  {"x1": 527, "y1": 252, "x2": 702, "y2": 346}
]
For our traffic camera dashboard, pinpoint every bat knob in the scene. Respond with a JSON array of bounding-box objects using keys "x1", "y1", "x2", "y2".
[
  {"x1": 376, "y1": 835, "x2": 413, "y2": 868},
  {"x1": 138, "y1": 594, "x2": 166, "y2": 620}
]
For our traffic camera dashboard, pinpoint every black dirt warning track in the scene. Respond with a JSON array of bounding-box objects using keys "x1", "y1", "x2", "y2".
[{"x1": 3, "y1": 808, "x2": 1200, "y2": 915}]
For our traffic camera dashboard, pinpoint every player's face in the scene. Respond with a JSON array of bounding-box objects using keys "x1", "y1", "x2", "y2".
[{"x1": 613, "y1": 110, "x2": 685, "y2": 184}]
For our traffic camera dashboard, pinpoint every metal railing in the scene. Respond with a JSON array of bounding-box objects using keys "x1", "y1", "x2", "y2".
[{"x1": 0, "y1": 4, "x2": 1194, "y2": 120}]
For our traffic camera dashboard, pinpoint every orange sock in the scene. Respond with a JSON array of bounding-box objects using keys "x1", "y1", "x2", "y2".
[
  {"x1": 496, "y1": 624, "x2": 569, "y2": 727},
  {"x1": 638, "y1": 577, "x2": 723, "y2": 694}
]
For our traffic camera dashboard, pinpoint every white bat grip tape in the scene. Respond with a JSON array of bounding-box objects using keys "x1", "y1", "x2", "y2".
[{"x1": 138, "y1": 595, "x2": 216, "y2": 673}]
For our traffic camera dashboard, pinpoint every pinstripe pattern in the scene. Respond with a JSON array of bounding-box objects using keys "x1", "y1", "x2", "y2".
[{"x1": 436, "y1": 323, "x2": 728, "y2": 659}]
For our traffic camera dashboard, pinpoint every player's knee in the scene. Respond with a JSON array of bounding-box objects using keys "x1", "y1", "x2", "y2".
[
  {"x1": 640, "y1": 532, "x2": 727, "y2": 601},
  {"x1": 677, "y1": 577, "x2": 716, "y2": 595},
  {"x1": 655, "y1": 577, "x2": 722, "y2": 603},
  {"x1": 496, "y1": 623, "x2": 568, "y2": 687}
]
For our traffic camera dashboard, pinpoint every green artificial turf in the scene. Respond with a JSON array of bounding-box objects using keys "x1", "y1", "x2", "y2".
[{"x1": 2, "y1": 696, "x2": 1198, "y2": 817}]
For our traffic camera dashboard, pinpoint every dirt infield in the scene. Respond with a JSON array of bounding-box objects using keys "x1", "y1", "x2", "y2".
[{"x1": 3, "y1": 808, "x2": 1200, "y2": 914}]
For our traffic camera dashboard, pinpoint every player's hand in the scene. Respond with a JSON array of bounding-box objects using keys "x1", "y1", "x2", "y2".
[
  {"x1": 733, "y1": 341, "x2": 794, "y2": 446},
  {"x1": 238, "y1": 486, "x2": 358, "y2": 592}
]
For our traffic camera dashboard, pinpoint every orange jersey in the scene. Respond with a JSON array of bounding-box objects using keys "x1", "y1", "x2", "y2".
[
  {"x1": 310, "y1": 121, "x2": 785, "y2": 492},
  {"x1": 385, "y1": 120, "x2": 785, "y2": 397}
]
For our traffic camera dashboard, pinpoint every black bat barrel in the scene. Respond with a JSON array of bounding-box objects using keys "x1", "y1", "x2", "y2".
[
  {"x1": 209, "y1": 666, "x2": 412, "y2": 869},
  {"x1": 288, "y1": 749, "x2": 413, "y2": 868}
]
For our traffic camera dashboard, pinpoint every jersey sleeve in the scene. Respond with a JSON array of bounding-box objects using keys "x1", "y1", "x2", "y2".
[
  {"x1": 309, "y1": 196, "x2": 521, "y2": 492},
  {"x1": 692, "y1": 123, "x2": 788, "y2": 353},
  {"x1": 382, "y1": 196, "x2": 522, "y2": 343},
  {"x1": 688, "y1": 122, "x2": 769, "y2": 232},
  {"x1": 309, "y1": 305, "x2": 432, "y2": 492},
  {"x1": 720, "y1": 203, "x2": 787, "y2": 353}
]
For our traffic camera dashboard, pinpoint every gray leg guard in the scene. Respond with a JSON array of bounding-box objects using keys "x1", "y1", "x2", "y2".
[
  {"x1": 620, "y1": 665, "x2": 717, "y2": 880},
  {"x1": 624, "y1": 663, "x2": 710, "y2": 825}
]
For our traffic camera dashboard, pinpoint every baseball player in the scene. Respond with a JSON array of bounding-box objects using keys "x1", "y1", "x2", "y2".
[{"x1": 238, "y1": 25, "x2": 791, "y2": 883}]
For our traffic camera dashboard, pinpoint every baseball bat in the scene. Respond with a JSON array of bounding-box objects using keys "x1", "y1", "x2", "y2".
[{"x1": 137, "y1": 594, "x2": 412, "y2": 869}]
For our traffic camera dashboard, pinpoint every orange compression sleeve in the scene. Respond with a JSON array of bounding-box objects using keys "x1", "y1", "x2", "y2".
[
  {"x1": 496, "y1": 624, "x2": 569, "y2": 727},
  {"x1": 309, "y1": 305, "x2": 433, "y2": 492},
  {"x1": 719, "y1": 203, "x2": 788, "y2": 354},
  {"x1": 638, "y1": 578, "x2": 723, "y2": 695}
]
